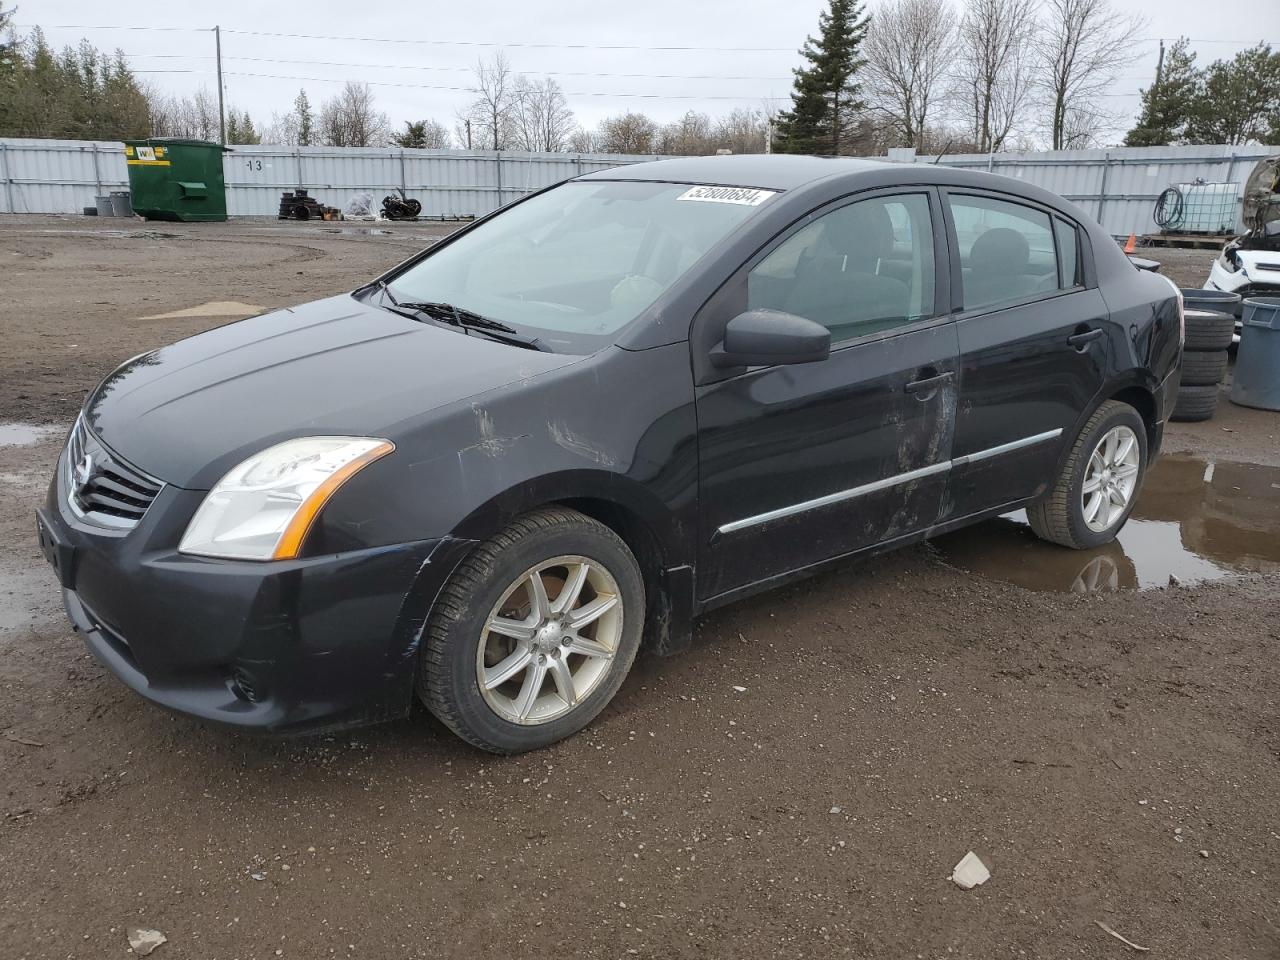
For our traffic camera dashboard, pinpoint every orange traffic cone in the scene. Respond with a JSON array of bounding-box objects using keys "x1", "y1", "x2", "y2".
[{"x1": 1123, "y1": 233, "x2": 1137, "y2": 254}]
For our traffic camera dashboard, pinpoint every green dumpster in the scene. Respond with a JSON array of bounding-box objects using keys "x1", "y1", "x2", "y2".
[{"x1": 123, "y1": 139, "x2": 228, "y2": 222}]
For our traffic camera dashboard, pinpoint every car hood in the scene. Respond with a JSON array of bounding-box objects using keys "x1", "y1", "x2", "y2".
[
  {"x1": 1236, "y1": 249, "x2": 1280, "y2": 281},
  {"x1": 85, "y1": 294, "x2": 578, "y2": 488}
]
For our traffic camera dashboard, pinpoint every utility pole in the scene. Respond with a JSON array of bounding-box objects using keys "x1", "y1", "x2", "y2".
[
  {"x1": 465, "y1": 119, "x2": 472, "y2": 150},
  {"x1": 1154, "y1": 38, "x2": 1165, "y2": 88},
  {"x1": 214, "y1": 25, "x2": 226, "y2": 145}
]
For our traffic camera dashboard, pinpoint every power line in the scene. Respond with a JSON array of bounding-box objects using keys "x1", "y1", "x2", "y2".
[
  {"x1": 220, "y1": 70, "x2": 791, "y2": 101},
  {"x1": 18, "y1": 23, "x2": 794, "y2": 52},
  {"x1": 26, "y1": 23, "x2": 1267, "y2": 48},
  {"x1": 121, "y1": 52, "x2": 794, "y2": 82},
  {"x1": 222, "y1": 28, "x2": 793, "y2": 52}
]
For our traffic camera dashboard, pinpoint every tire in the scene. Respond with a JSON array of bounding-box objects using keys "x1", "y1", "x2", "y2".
[
  {"x1": 1027, "y1": 400, "x2": 1147, "y2": 549},
  {"x1": 418, "y1": 507, "x2": 644, "y2": 753},
  {"x1": 1183, "y1": 309, "x2": 1235, "y2": 351},
  {"x1": 1179, "y1": 349, "x2": 1229, "y2": 386},
  {"x1": 1170, "y1": 384, "x2": 1219, "y2": 422}
]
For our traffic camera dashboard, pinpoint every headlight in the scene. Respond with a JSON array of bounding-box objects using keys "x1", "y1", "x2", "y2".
[{"x1": 179, "y1": 437, "x2": 394, "y2": 560}]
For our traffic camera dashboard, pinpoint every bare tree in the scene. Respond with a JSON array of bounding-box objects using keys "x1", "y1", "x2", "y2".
[
  {"x1": 864, "y1": 0, "x2": 956, "y2": 148},
  {"x1": 1035, "y1": 0, "x2": 1144, "y2": 149},
  {"x1": 567, "y1": 127, "x2": 599, "y2": 153},
  {"x1": 458, "y1": 52, "x2": 518, "y2": 150},
  {"x1": 263, "y1": 110, "x2": 300, "y2": 146},
  {"x1": 597, "y1": 112, "x2": 658, "y2": 154},
  {"x1": 149, "y1": 85, "x2": 219, "y2": 140},
  {"x1": 712, "y1": 108, "x2": 771, "y2": 154},
  {"x1": 318, "y1": 81, "x2": 388, "y2": 147},
  {"x1": 952, "y1": 0, "x2": 1037, "y2": 153},
  {"x1": 657, "y1": 111, "x2": 716, "y2": 155},
  {"x1": 509, "y1": 75, "x2": 576, "y2": 151}
]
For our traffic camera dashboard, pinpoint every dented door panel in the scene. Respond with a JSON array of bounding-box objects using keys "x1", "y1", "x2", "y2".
[{"x1": 695, "y1": 321, "x2": 960, "y2": 600}]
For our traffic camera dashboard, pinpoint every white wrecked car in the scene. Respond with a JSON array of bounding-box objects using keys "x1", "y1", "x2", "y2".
[{"x1": 1206, "y1": 155, "x2": 1280, "y2": 340}]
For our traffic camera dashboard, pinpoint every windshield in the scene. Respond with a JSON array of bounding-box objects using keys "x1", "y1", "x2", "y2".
[{"x1": 384, "y1": 180, "x2": 773, "y2": 353}]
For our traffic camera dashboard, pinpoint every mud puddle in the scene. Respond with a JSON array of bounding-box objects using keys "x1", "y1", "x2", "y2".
[
  {"x1": 933, "y1": 455, "x2": 1280, "y2": 594},
  {"x1": 0, "y1": 423, "x2": 61, "y2": 447}
]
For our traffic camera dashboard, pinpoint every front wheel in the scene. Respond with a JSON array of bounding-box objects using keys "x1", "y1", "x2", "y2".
[
  {"x1": 418, "y1": 507, "x2": 644, "y2": 753},
  {"x1": 1027, "y1": 400, "x2": 1147, "y2": 549}
]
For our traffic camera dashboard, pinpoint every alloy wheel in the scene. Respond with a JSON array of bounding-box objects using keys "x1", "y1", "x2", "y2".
[
  {"x1": 1081, "y1": 425, "x2": 1140, "y2": 533},
  {"x1": 476, "y1": 556, "x2": 623, "y2": 725}
]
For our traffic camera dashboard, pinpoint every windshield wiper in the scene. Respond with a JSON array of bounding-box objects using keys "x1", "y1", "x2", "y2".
[
  {"x1": 403, "y1": 300, "x2": 519, "y2": 334},
  {"x1": 377, "y1": 286, "x2": 547, "y2": 351}
]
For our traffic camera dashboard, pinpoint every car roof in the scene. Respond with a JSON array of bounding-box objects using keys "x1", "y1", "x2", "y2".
[
  {"x1": 575, "y1": 154, "x2": 889, "y2": 191},
  {"x1": 574, "y1": 154, "x2": 1099, "y2": 231}
]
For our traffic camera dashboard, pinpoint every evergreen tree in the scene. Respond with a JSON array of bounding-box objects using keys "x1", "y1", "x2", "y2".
[
  {"x1": 294, "y1": 89, "x2": 313, "y2": 146},
  {"x1": 772, "y1": 0, "x2": 870, "y2": 156},
  {"x1": 0, "y1": 27, "x2": 151, "y2": 138},
  {"x1": 238, "y1": 110, "x2": 260, "y2": 144},
  {"x1": 1124, "y1": 39, "x2": 1199, "y2": 146},
  {"x1": 1185, "y1": 44, "x2": 1280, "y2": 146},
  {"x1": 223, "y1": 108, "x2": 261, "y2": 145},
  {"x1": 0, "y1": 5, "x2": 21, "y2": 130},
  {"x1": 392, "y1": 120, "x2": 428, "y2": 149}
]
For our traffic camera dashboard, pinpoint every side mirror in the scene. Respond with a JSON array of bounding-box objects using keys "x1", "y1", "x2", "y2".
[{"x1": 710, "y1": 309, "x2": 831, "y2": 368}]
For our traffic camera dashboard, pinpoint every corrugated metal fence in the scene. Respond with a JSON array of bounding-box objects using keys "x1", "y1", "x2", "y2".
[
  {"x1": 1, "y1": 138, "x2": 1273, "y2": 235},
  {"x1": 0, "y1": 139, "x2": 665, "y2": 219},
  {"x1": 906, "y1": 143, "x2": 1272, "y2": 237}
]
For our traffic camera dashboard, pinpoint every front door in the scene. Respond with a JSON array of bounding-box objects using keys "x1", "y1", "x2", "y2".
[{"x1": 694, "y1": 189, "x2": 959, "y2": 601}]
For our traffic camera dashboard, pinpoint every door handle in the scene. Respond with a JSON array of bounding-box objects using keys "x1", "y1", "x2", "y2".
[
  {"x1": 1068, "y1": 327, "x2": 1104, "y2": 350},
  {"x1": 904, "y1": 370, "x2": 955, "y2": 396}
]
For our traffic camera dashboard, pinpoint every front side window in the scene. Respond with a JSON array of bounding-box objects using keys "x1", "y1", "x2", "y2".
[
  {"x1": 948, "y1": 194, "x2": 1065, "y2": 311},
  {"x1": 747, "y1": 193, "x2": 937, "y2": 344},
  {"x1": 386, "y1": 180, "x2": 769, "y2": 353}
]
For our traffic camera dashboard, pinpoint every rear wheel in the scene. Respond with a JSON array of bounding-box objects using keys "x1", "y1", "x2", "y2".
[
  {"x1": 1027, "y1": 400, "x2": 1147, "y2": 549},
  {"x1": 418, "y1": 507, "x2": 644, "y2": 753}
]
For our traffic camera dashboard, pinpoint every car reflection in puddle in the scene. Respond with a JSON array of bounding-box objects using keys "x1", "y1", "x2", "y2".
[{"x1": 933, "y1": 455, "x2": 1280, "y2": 594}]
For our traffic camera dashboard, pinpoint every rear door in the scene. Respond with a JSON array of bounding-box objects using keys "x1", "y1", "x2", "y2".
[
  {"x1": 694, "y1": 189, "x2": 959, "y2": 601},
  {"x1": 942, "y1": 190, "x2": 1112, "y2": 522}
]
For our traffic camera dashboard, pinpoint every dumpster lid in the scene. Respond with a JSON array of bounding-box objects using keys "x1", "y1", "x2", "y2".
[{"x1": 129, "y1": 138, "x2": 227, "y2": 149}]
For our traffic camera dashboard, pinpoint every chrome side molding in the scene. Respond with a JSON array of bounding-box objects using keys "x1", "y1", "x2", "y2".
[{"x1": 716, "y1": 428, "x2": 1064, "y2": 535}]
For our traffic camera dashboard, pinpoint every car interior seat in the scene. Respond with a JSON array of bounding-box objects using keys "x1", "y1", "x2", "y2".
[
  {"x1": 964, "y1": 227, "x2": 1055, "y2": 308},
  {"x1": 783, "y1": 203, "x2": 911, "y2": 338}
]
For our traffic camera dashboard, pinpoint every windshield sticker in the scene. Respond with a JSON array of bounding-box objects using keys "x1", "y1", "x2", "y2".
[{"x1": 677, "y1": 186, "x2": 776, "y2": 206}]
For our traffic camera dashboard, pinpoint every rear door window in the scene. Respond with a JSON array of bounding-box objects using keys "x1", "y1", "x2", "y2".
[{"x1": 948, "y1": 194, "x2": 1064, "y2": 311}]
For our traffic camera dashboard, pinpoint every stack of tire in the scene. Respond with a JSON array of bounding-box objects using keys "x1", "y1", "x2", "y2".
[{"x1": 1173, "y1": 288, "x2": 1241, "y2": 422}]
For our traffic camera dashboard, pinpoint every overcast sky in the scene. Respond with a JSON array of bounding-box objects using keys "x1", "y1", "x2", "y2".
[{"x1": 19, "y1": 0, "x2": 1280, "y2": 146}]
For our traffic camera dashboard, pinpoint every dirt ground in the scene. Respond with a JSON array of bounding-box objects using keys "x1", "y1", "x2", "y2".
[{"x1": 1, "y1": 218, "x2": 1278, "y2": 959}]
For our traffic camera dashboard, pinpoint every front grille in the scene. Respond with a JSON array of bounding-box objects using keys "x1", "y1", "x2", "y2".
[{"x1": 66, "y1": 418, "x2": 163, "y2": 529}]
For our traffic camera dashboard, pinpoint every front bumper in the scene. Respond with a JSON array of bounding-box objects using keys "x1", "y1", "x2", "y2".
[{"x1": 37, "y1": 447, "x2": 472, "y2": 734}]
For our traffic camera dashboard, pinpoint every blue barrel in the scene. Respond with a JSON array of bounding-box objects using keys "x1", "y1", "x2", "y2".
[{"x1": 1230, "y1": 297, "x2": 1280, "y2": 411}]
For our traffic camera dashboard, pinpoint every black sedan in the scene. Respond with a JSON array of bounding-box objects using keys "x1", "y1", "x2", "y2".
[{"x1": 37, "y1": 156, "x2": 1184, "y2": 752}]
